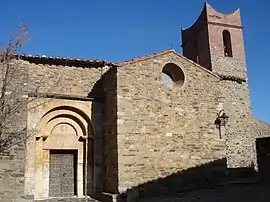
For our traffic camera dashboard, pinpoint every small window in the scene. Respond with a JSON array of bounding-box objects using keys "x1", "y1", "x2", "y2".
[
  {"x1": 162, "y1": 63, "x2": 185, "y2": 88},
  {"x1": 223, "y1": 30, "x2": 233, "y2": 57}
]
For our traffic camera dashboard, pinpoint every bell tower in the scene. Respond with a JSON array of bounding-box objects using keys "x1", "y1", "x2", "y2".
[
  {"x1": 181, "y1": 3, "x2": 247, "y2": 80},
  {"x1": 182, "y1": 3, "x2": 254, "y2": 168}
]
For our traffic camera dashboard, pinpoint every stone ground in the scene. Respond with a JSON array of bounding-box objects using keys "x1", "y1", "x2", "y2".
[
  {"x1": 7, "y1": 182, "x2": 270, "y2": 202},
  {"x1": 138, "y1": 183, "x2": 270, "y2": 202}
]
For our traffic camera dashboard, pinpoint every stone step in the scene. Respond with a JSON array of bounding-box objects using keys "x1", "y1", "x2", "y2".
[
  {"x1": 12, "y1": 197, "x2": 100, "y2": 202},
  {"x1": 34, "y1": 198, "x2": 99, "y2": 202},
  {"x1": 218, "y1": 177, "x2": 259, "y2": 186}
]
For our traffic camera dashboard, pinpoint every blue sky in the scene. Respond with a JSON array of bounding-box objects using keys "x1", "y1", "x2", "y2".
[{"x1": 0, "y1": 0, "x2": 269, "y2": 123}]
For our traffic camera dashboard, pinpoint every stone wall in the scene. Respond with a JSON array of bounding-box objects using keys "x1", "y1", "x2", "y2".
[
  {"x1": 249, "y1": 117, "x2": 270, "y2": 170},
  {"x1": 0, "y1": 53, "x2": 269, "y2": 201},
  {"x1": 27, "y1": 60, "x2": 110, "y2": 195},
  {"x1": 26, "y1": 60, "x2": 120, "y2": 197},
  {"x1": 116, "y1": 50, "x2": 270, "y2": 194},
  {"x1": 219, "y1": 79, "x2": 253, "y2": 168},
  {"x1": 116, "y1": 52, "x2": 227, "y2": 192},
  {"x1": 90, "y1": 99, "x2": 105, "y2": 195},
  {"x1": 0, "y1": 60, "x2": 28, "y2": 201},
  {"x1": 27, "y1": 61, "x2": 120, "y2": 197},
  {"x1": 27, "y1": 60, "x2": 110, "y2": 97},
  {"x1": 213, "y1": 55, "x2": 270, "y2": 169},
  {"x1": 0, "y1": 59, "x2": 114, "y2": 200},
  {"x1": 102, "y1": 67, "x2": 119, "y2": 193},
  {"x1": 89, "y1": 66, "x2": 119, "y2": 195},
  {"x1": 211, "y1": 56, "x2": 248, "y2": 80}
]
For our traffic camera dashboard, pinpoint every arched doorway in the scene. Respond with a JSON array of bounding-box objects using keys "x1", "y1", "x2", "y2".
[{"x1": 24, "y1": 101, "x2": 93, "y2": 199}]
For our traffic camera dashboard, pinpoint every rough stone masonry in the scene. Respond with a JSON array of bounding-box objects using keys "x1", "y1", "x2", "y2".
[{"x1": 0, "y1": 2, "x2": 269, "y2": 202}]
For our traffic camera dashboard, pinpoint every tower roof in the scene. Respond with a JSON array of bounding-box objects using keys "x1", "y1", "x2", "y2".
[
  {"x1": 204, "y1": 2, "x2": 242, "y2": 27},
  {"x1": 181, "y1": 2, "x2": 242, "y2": 33}
]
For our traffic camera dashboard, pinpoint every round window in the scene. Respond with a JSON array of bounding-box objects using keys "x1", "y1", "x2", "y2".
[{"x1": 162, "y1": 63, "x2": 185, "y2": 88}]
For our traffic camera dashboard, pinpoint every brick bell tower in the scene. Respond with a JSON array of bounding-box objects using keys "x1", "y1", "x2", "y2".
[
  {"x1": 182, "y1": 3, "x2": 254, "y2": 168},
  {"x1": 181, "y1": 2, "x2": 248, "y2": 80}
]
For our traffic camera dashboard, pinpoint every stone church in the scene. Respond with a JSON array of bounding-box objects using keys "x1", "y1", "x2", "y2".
[{"x1": 1, "y1": 2, "x2": 270, "y2": 202}]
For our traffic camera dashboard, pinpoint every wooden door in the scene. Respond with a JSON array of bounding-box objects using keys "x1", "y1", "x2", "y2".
[{"x1": 49, "y1": 150, "x2": 77, "y2": 197}]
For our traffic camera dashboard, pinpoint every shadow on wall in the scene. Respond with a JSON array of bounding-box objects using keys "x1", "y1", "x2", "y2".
[
  {"x1": 88, "y1": 71, "x2": 106, "y2": 196},
  {"x1": 87, "y1": 68, "x2": 270, "y2": 202},
  {"x1": 256, "y1": 137, "x2": 270, "y2": 182},
  {"x1": 117, "y1": 158, "x2": 270, "y2": 202},
  {"x1": 88, "y1": 67, "x2": 118, "y2": 199}
]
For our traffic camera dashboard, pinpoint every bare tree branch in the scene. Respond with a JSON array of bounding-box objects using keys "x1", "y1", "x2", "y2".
[{"x1": 0, "y1": 25, "x2": 62, "y2": 153}]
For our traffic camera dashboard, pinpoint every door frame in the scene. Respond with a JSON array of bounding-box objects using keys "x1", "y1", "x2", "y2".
[
  {"x1": 49, "y1": 149, "x2": 78, "y2": 197},
  {"x1": 40, "y1": 147, "x2": 84, "y2": 198},
  {"x1": 24, "y1": 102, "x2": 93, "y2": 200}
]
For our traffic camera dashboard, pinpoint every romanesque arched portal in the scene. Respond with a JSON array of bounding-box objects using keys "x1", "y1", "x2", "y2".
[{"x1": 24, "y1": 100, "x2": 93, "y2": 199}]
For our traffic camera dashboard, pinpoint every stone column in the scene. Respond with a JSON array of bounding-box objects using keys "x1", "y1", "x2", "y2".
[
  {"x1": 43, "y1": 149, "x2": 50, "y2": 198},
  {"x1": 24, "y1": 136, "x2": 35, "y2": 197},
  {"x1": 77, "y1": 149, "x2": 84, "y2": 196},
  {"x1": 35, "y1": 138, "x2": 44, "y2": 199}
]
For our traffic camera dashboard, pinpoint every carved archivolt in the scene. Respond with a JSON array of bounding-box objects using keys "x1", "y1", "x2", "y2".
[{"x1": 25, "y1": 99, "x2": 92, "y2": 199}]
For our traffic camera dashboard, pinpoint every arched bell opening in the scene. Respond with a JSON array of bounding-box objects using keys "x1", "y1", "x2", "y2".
[{"x1": 223, "y1": 30, "x2": 233, "y2": 57}]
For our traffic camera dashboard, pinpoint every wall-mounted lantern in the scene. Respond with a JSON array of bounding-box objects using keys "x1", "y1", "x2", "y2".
[{"x1": 214, "y1": 109, "x2": 229, "y2": 138}]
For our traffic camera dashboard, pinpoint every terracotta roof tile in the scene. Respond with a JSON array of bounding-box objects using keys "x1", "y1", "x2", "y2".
[
  {"x1": 14, "y1": 54, "x2": 118, "y2": 68},
  {"x1": 117, "y1": 49, "x2": 174, "y2": 66},
  {"x1": 12, "y1": 49, "x2": 219, "y2": 78},
  {"x1": 116, "y1": 49, "x2": 219, "y2": 78}
]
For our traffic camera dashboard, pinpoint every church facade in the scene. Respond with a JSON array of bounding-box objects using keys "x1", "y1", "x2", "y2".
[{"x1": 0, "y1": 3, "x2": 270, "y2": 202}]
